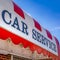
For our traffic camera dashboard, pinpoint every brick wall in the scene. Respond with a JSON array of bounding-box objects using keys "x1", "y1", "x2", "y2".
[{"x1": 0, "y1": 54, "x2": 11, "y2": 60}]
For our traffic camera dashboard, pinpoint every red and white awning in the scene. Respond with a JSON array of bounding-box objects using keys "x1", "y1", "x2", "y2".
[{"x1": 0, "y1": 0, "x2": 60, "y2": 60}]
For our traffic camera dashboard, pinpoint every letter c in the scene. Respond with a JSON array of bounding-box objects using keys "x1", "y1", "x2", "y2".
[{"x1": 2, "y1": 10, "x2": 11, "y2": 24}]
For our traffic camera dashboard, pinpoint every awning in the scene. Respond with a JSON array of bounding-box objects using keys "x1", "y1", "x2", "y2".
[
  {"x1": 0, "y1": 0, "x2": 60, "y2": 60},
  {"x1": 0, "y1": 27, "x2": 59, "y2": 60}
]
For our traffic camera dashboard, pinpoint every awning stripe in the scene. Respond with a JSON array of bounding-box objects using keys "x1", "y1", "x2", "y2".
[
  {"x1": 45, "y1": 29, "x2": 52, "y2": 40},
  {"x1": 33, "y1": 19, "x2": 42, "y2": 31},
  {"x1": 54, "y1": 37, "x2": 59, "y2": 53},
  {"x1": 13, "y1": 2, "x2": 25, "y2": 19}
]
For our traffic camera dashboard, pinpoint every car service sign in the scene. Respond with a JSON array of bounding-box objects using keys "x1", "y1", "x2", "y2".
[{"x1": 0, "y1": 0, "x2": 59, "y2": 58}]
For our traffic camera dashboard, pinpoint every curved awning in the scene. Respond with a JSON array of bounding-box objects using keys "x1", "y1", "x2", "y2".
[
  {"x1": 0, "y1": 27, "x2": 59, "y2": 60},
  {"x1": 0, "y1": 0, "x2": 60, "y2": 60}
]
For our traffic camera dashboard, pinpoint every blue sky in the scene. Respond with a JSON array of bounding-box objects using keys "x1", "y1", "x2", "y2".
[{"x1": 13, "y1": 0, "x2": 60, "y2": 43}]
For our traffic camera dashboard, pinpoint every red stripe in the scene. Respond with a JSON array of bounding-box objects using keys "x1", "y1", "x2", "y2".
[
  {"x1": 0, "y1": 27, "x2": 32, "y2": 48},
  {"x1": 54, "y1": 36, "x2": 60, "y2": 60},
  {"x1": 0, "y1": 27, "x2": 41, "y2": 52},
  {"x1": 0, "y1": 27, "x2": 58, "y2": 59},
  {"x1": 54, "y1": 36, "x2": 60, "y2": 54},
  {"x1": 33, "y1": 19, "x2": 42, "y2": 31},
  {"x1": 45, "y1": 29, "x2": 52, "y2": 40},
  {"x1": 13, "y1": 2, "x2": 25, "y2": 19},
  {"x1": 54, "y1": 36, "x2": 59, "y2": 45}
]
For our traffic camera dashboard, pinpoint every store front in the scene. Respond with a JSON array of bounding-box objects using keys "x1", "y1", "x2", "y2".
[{"x1": 0, "y1": 0, "x2": 60, "y2": 60}]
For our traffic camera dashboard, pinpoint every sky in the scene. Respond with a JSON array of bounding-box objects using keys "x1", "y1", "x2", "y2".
[{"x1": 13, "y1": 0, "x2": 60, "y2": 43}]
